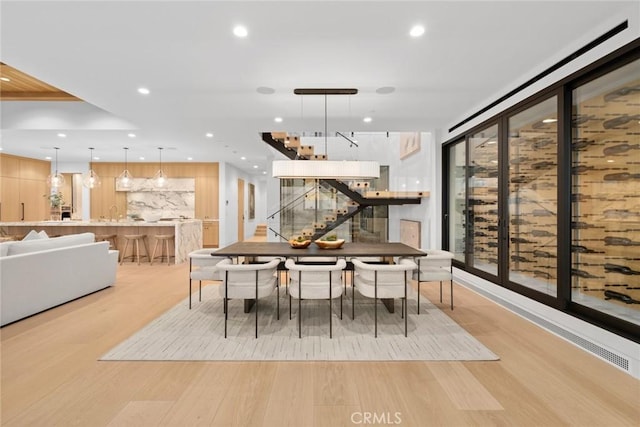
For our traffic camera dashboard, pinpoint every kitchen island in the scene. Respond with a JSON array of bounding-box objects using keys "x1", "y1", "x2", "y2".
[{"x1": 0, "y1": 219, "x2": 202, "y2": 264}]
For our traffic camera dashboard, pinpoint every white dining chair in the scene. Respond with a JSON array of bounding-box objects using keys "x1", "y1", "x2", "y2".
[
  {"x1": 216, "y1": 258, "x2": 280, "y2": 338},
  {"x1": 411, "y1": 250, "x2": 454, "y2": 312},
  {"x1": 285, "y1": 258, "x2": 347, "y2": 338},
  {"x1": 352, "y1": 258, "x2": 417, "y2": 337},
  {"x1": 188, "y1": 249, "x2": 226, "y2": 309}
]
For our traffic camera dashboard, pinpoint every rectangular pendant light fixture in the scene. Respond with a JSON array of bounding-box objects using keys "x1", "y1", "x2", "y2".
[{"x1": 272, "y1": 160, "x2": 380, "y2": 179}]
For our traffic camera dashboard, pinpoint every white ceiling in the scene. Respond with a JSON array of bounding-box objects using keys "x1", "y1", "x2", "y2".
[{"x1": 1, "y1": 1, "x2": 637, "y2": 175}]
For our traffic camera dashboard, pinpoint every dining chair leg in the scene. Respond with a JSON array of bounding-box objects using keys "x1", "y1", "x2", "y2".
[
  {"x1": 199, "y1": 280, "x2": 202, "y2": 302},
  {"x1": 404, "y1": 273, "x2": 408, "y2": 337},
  {"x1": 439, "y1": 281, "x2": 443, "y2": 303},
  {"x1": 450, "y1": 279, "x2": 454, "y2": 310},
  {"x1": 298, "y1": 273, "x2": 302, "y2": 339},
  {"x1": 374, "y1": 271, "x2": 378, "y2": 338},
  {"x1": 417, "y1": 260, "x2": 421, "y2": 315},
  {"x1": 340, "y1": 294, "x2": 343, "y2": 320},
  {"x1": 188, "y1": 260, "x2": 193, "y2": 309},
  {"x1": 224, "y1": 271, "x2": 228, "y2": 339},
  {"x1": 329, "y1": 275, "x2": 332, "y2": 339},
  {"x1": 352, "y1": 281, "x2": 355, "y2": 320},
  {"x1": 289, "y1": 294, "x2": 292, "y2": 320},
  {"x1": 255, "y1": 271, "x2": 259, "y2": 339},
  {"x1": 276, "y1": 283, "x2": 280, "y2": 320}
]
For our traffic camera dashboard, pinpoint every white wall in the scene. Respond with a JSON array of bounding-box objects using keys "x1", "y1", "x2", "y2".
[{"x1": 441, "y1": 4, "x2": 639, "y2": 142}]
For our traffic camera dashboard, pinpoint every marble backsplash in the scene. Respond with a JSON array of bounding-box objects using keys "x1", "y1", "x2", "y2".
[{"x1": 124, "y1": 178, "x2": 196, "y2": 219}]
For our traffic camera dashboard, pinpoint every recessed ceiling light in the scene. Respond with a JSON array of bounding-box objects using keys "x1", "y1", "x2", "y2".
[
  {"x1": 137, "y1": 87, "x2": 150, "y2": 95},
  {"x1": 376, "y1": 86, "x2": 395, "y2": 94},
  {"x1": 410, "y1": 25, "x2": 425, "y2": 37},
  {"x1": 187, "y1": 157, "x2": 193, "y2": 161},
  {"x1": 487, "y1": 140, "x2": 497, "y2": 144},
  {"x1": 0, "y1": 77, "x2": 10, "y2": 82},
  {"x1": 45, "y1": 156, "x2": 52, "y2": 160},
  {"x1": 57, "y1": 133, "x2": 66, "y2": 138},
  {"x1": 253, "y1": 165, "x2": 258, "y2": 169},
  {"x1": 205, "y1": 132, "x2": 214, "y2": 138},
  {"x1": 274, "y1": 117, "x2": 283, "y2": 123},
  {"x1": 241, "y1": 156, "x2": 246, "y2": 160},
  {"x1": 128, "y1": 133, "x2": 136, "y2": 138},
  {"x1": 363, "y1": 117, "x2": 372, "y2": 123},
  {"x1": 93, "y1": 156, "x2": 100, "y2": 160},
  {"x1": 262, "y1": 171, "x2": 267, "y2": 175},
  {"x1": 542, "y1": 118, "x2": 557, "y2": 123},
  {"x1": 139, "y1": 156, "x2": 145, "y2": 160},
  {"x1": 257, "y1": 86, "x2": 275, "y2": 95},
  {"x1": 233, "y1": 25, "x2": 248, "y2": 38},
  {"x1": 416, "y1": 180, "x2": 420, "y2": 184}
]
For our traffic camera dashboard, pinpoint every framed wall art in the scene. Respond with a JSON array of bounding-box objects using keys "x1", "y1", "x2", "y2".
[{"x1": 399, "y1": 132, "x2": 421, "y2": 159}]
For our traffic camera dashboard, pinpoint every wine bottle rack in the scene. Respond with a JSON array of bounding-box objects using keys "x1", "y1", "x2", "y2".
[{"x1": 571, "y1": 76, "x2": 640, "y2": 310}]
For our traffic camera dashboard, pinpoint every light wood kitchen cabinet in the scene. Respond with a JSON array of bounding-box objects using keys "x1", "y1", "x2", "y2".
[
  {"x1": 1, "y1": 177, "x2": 21, "y2": 221},
  {"x1": 202, "y1": 220, "x2": 219, "y2": 248},
  {"x1": 91, "y1": 162, "x2": 219, "y2": 221},
  {"x1": 195, "y1": 176, "x2": 218, "y2": 219},
  {"x1": 0, "y1": 154, "x2": 49, "y2": 222}
]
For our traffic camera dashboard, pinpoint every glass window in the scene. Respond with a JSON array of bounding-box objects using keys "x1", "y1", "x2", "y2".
[
  {"x1": 572, "y1": 59, "x2": 640, "y2": 326},
  {"x1": 448, "y1": 140, "x2": 466, "y2": 262},
  {"x1": 508, "y1": 96, "x2": 558, "y2": 296},
  {"x1": 469, "y1": 124, "x2": 499, "y2": 275}
]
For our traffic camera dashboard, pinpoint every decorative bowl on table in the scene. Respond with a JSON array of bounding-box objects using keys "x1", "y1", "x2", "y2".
[
  {"x1": 314, "y1": 238, "x2": 345, "y2": 249},
  {"x1": 289, "y1": 238, "x2": 312, "y2": 249}
]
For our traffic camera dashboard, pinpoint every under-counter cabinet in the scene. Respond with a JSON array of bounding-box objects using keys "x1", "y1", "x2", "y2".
[{"x1": 202, "y1": 220, "x2": 219, "y2": 247}]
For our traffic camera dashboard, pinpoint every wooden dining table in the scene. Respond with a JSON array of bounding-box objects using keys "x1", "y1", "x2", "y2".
[
  {"x1": 214, "y1": 241, "x2": 426, "y2": 259},
  {"x1": 214, "y1": 241, "x2": 426, "y2": 312}
]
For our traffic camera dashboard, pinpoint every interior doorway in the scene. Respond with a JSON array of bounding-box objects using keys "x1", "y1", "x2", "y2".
[{"x1": 237, "y1": 178, "x2": 244, "y2": 242}]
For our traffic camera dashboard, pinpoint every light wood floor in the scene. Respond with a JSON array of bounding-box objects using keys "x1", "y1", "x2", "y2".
[{"x1": 1, "y1": 261, "x2": 638, "y2": 426}]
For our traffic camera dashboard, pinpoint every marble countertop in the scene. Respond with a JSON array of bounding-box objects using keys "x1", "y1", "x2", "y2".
[{"x1": 0, "y1": 219, "x2": 203, "y2": 227}]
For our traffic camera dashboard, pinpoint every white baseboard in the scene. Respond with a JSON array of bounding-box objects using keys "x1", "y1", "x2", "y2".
[{"x1": 454, "y1": 268, "x2": 640, "y2": 379}]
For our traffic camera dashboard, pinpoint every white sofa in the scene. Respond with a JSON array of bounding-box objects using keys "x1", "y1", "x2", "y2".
[{"x1": 0, "y1": 232, "x2": 119, "y2": 326}]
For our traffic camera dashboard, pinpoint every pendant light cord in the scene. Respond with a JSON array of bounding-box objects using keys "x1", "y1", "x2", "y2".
[{"x1": 324, "y1": 94, "x2": 328, "y2": 155}]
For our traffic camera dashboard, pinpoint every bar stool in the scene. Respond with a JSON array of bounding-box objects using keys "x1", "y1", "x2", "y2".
[
  {"x1": 151, "y1": 234, "x2": 175, "y2": 265},
  {"x1": 120, "y1": 234, "x2": 150, "y2": 265},
  {"x1": 96, "y1": 234, "x2": 118, "y2": 249}
]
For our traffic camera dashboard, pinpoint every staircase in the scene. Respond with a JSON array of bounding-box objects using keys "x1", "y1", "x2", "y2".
[
  {"x1": 263, "y1": 132, "x2": 426, "y2": 241},
  {"x1": 254, "y1": 224, "x2": 267, "y2": 237}
]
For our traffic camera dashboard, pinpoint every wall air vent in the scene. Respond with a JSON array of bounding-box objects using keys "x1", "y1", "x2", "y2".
[{"x1": 460, "y1": 278, "x2": 631, "y2": 372}]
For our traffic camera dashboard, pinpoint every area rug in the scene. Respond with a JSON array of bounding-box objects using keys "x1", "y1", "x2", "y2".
[{"x1": 101, "y1": 285, "x2": 499, "y2": 361}]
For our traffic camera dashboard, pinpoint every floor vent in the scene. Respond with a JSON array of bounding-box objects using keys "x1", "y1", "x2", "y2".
[{"x1": 462, "y1": 281, "x2": 630, "y2": 372}]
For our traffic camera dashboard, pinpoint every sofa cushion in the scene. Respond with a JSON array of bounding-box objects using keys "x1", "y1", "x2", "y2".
[
  {"x1": 22, "y1": 230, "x2": 42, "y2": 241},
  {"x1": 7, "y1": 232, "x2": 95, "y2": 256},
  {"x1": 0, "y1": 241, "x2": 13, "y2": 257}
]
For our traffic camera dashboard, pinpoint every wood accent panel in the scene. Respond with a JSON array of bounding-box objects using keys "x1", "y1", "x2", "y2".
[
  {"x1": 89, "y1": 162, "x2": 218, "y2": 220},
  {"x1": 0, "y1": 153, "x2": 50, "y2": 221},
  {"x1": 0, "y1": 154, "x2": 20, "y2": 177},
  {"x1": 0, "y1": 63, "x2": 79, "y2": 101},
  {"x1": 364, "y1": 190, "x2": 430, "y2": 198}
]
